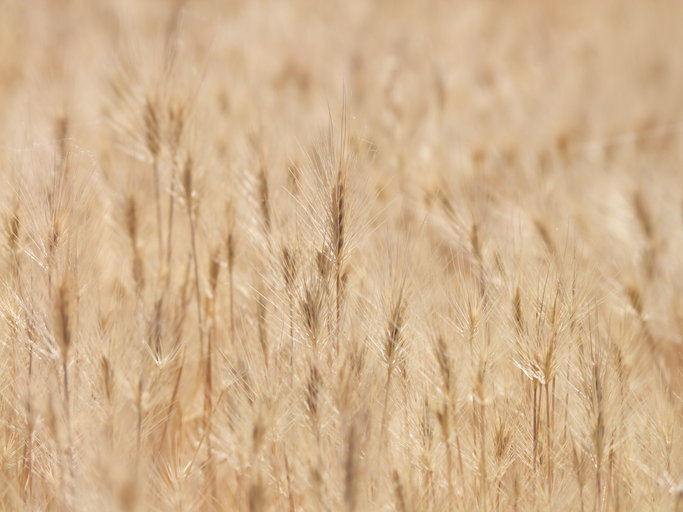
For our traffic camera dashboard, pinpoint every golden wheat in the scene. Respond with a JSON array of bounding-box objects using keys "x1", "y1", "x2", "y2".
[{"x1": 0, "y1": 0, "x2": 681, "y2": 510}]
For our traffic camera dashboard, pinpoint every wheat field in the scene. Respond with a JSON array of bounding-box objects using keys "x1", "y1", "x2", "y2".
[{"x1": 0, "y1": 0, "x2": 682, "y2": 510}]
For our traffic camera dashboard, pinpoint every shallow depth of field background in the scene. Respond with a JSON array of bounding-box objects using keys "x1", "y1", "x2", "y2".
[{"x1": 0, "y1": 0, "x2": 682, "y2": 511}]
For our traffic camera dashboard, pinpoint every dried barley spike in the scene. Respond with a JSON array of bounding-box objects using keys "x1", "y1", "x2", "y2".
[
  {"x1": 209, "y1": 248, "x2": 221, "y2": 294},
  {"x1": 144, "y1": 97, "x2": 160, "y2": 159},
  {"x1": 182, "y1": 156, "x2": 194, "y2": 212},
  {"x1": 384, "y1": 291, "x2": 405, "y2": 366},
  {"x1": 632, "y1": 191, "x2": 653, "y2": 240},
  {"x1": 513, "y1": 287, "x2": 525, "y2": 334},
  {"x1": 281, "y1": 247, "x2": 297, "y2": 290},
  {"x1": 332, "y1": 168, "x2": 346, "y2": 263},
  {"x1": 125, "y1": 195, "x2": 138, "y2": 244},
  {"x1": 534, "y1": 218, "x2": 555, "y2": 255},
  {"x1": 258, "y1": 157, "x2": 271, "y2": 233},
  {"x1": 56, "y1": 283, "x2": 71, "y2": 355},
  {"x1": 101, "y1": 356, "x2": 114, "y2": 402},
  {"x1": 55, "y1": 115, "x2": 69, "y2": 170}
]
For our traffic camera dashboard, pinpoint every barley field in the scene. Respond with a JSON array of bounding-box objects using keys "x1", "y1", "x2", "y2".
[{"x1": 0, "y1": 0, "x2": 682, "y2": 510}]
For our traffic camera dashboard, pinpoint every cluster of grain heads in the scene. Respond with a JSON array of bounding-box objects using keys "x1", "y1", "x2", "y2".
[
  {"x1": 1, "y1": 2, "x2": 683, "y2": 510},
  {"x1": 511, "y1": 279, "x2": 563, "y2": 491},
  {"x1": 53, "y1": 279, "x2": 75, "y2": 509},
  {"x1": 432, "y1": 332, "x2": 464, "y2": 506},
  {"x1": 380, "y1": 283, "x2": 406, "y2": 443}
]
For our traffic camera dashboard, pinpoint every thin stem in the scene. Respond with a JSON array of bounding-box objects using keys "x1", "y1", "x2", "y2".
[
  {"x1": 380, "y1": 367, "x2": 394, "y2": 444},
  {"x1": 166, "y1": 156, "x2": 178, "y2": 280},
  {"x1": 188, "y1": 211, "x2": 204, "y2": 357},
  {"x1": 153, "y1": 157, "x2": 164, "y2": 271}
]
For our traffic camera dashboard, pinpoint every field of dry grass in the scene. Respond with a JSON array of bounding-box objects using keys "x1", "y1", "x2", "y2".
[{"x1": 0, "y1": 0, "x2": 682, "y2": 510}]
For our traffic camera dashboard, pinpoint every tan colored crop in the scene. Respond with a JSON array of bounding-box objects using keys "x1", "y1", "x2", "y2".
[{"x1": 0, "y1": 0, "x2": 681, "y2": 510}]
